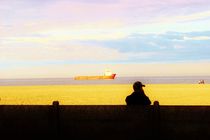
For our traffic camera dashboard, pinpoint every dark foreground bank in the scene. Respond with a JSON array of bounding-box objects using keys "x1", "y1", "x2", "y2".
[{"x1": 1, "y1": 101, "x2": 210, "y2": 140}]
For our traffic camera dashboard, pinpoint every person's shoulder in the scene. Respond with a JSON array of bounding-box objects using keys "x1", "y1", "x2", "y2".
[
  {"x1": 125, "y1": 93, "x2": 134, "y2": 103},
  {"x1": 143, "y1": 95, "x2": 151, "y2": 105},
  {"x1": 126, "y1": 92, "x2": 136, "y2": 98},
  {"x1": 126, "y1": 94, "x2": 132, "y2": 100}
]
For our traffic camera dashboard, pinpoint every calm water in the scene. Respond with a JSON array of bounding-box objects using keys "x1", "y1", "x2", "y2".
[{"x1": 0, "y1": 76, "x2": 210, "y2": 86}]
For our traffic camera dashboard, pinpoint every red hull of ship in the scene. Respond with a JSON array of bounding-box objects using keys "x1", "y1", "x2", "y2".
[{"x1": 74, "y1": 74, "x2": 116, "y2": 80}]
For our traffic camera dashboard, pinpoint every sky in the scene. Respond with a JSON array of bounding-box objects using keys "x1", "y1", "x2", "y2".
[{"x1": 1, "y1": 0, "x2": 210, "y2": 78}]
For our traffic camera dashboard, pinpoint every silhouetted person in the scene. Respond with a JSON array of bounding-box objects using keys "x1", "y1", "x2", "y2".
[{"x1": 126, "y1": 81, "x2": 151, "y2": 105}]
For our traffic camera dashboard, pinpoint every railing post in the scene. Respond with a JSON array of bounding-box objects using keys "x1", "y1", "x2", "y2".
[
  {"x1": 153, "y1": 101, "x2": 160, "y2": 139},
  {"x1": 52, "y1": 101, "x2": 60, "y2": 138}
]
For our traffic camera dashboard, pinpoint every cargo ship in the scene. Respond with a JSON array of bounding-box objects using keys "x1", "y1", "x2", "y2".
[{"x1": 74, "y1": 70, "x2": 116, "y2": 80}]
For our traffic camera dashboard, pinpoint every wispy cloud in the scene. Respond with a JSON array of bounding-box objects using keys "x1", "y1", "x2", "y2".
[
  {"x1": 184, "y1": 36, "x2": 210, "y2": 40},
  {"x1": 0, "y1": 44, "x2": 124, "y2": 61}
]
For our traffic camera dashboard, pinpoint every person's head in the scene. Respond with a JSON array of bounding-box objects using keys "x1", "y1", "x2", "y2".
[{"x1": 133, "y1": 81, "x2": 145, "y2": 91}]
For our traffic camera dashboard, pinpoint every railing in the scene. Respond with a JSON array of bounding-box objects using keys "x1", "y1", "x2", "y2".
[{"x1": 1, "y1": 101, "x2": 210, "y2": 140}]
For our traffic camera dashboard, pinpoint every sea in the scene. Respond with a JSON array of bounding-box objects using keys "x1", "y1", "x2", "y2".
[{"x1": 0, "y1": 76, "x2": 210, "y2": 86}]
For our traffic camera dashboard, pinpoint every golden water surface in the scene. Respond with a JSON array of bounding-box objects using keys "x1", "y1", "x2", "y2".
[{"x1": 0, "y1": 84, "x2": 210, "y2": 105}]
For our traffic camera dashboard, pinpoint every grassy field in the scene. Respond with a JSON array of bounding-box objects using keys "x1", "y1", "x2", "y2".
[{"x1": 0, "y1": 84, "x2": 210, "y2": 105}]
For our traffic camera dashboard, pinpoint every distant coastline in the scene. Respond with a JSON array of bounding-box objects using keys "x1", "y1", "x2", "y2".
[{"x1": 0, "y1": 76, "x2": 210, "y2": 86}]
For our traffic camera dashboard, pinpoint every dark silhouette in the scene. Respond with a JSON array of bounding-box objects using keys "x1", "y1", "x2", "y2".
[
  {"x1": 198, "y1": 80, "x2": 205, "y2": 84},
  {"x1": 125, "y1": 81, "x2": 151, "y2": 105}
]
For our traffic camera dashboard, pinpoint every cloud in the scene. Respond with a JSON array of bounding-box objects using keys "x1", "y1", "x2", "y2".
[
  {"x1": 153, "y1": 10, "x2": 210, "y2": 25},
  {"x1": 1, "y1": 62, "x2": 210, "y2": 78},
  {"x1": 173, "y1": 45, "x2": 186, "y2": 49},
  {"x1": 183, "y1": 36, "x2": 210, "y2": 40},
  {"x1": 1, "y1": 0, "x2": 210, "y2": 41},
  {"x1": 1, "y1": 1, "x2": 210, "y2": 65},
  {"x1": 0, "y1": 44, "x2": 125, "y2": 61},
  {"x1": 1, "y1": 30, "x2": 210, "y2": 64}
]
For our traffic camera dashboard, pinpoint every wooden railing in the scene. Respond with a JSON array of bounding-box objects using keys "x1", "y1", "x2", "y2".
[{"x1": 0, "y1": 101, "x2": 210, "y2": 140}]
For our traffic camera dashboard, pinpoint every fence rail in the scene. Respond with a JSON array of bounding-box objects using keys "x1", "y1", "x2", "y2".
[{"x1": 1, "y1": 101, "x2": 210, "y2": 140}]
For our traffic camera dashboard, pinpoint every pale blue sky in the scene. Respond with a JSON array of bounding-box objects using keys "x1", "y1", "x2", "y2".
[{"x1": 1, "y1": 0, "x2": 210, "y2": 78}]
